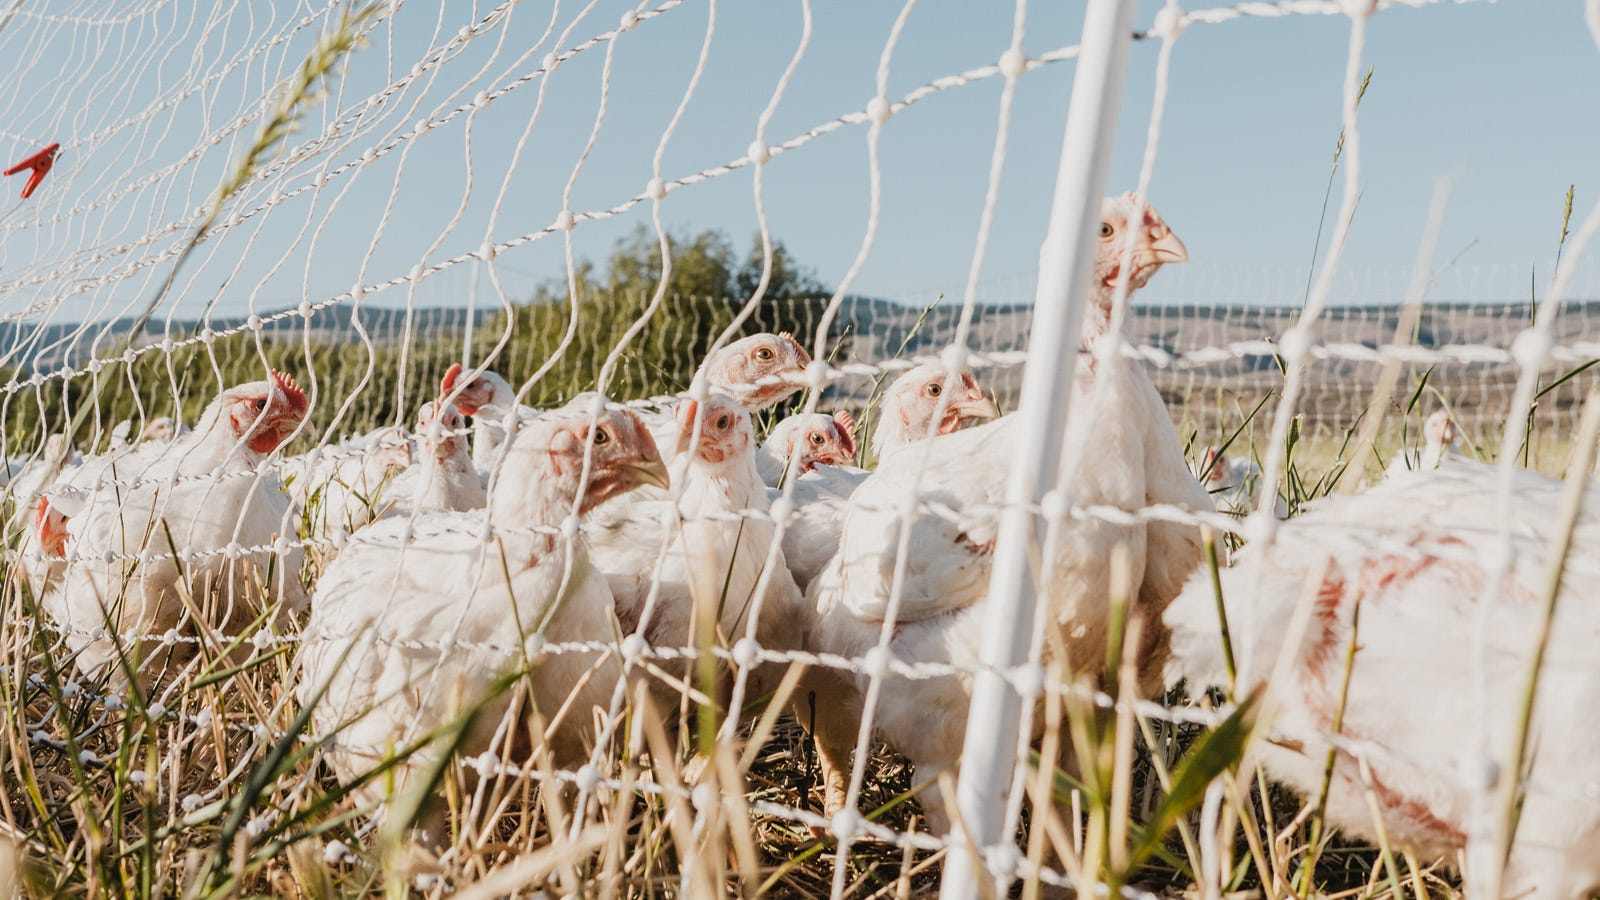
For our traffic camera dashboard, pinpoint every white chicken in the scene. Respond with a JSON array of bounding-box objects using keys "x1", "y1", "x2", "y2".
[
  {"x1": 804, "y1": 194, "x2": 1202, "y2": 831},
  {"x1": 1164, "y1": 460, "x2": 1600, "y2": 898},
  {"x1": 638, "y1": 332, "x2": 813, "y2": 458},
  {"x1": 110, "y1": 416, "x2": 187, "y2": 450},
  {"x1": 439, "y1": 361, "x2": 520, "y2": 476},
  {"x1": 755, "y1": 411, "x2": 857, "y2": 488},
  {"x1": 692, "y1": 331, "x2": 813, "y2": 414},
  {"x1": 775, "y1": 364, "x2": 1001, "y2": 596},
  {"x1": 9, "y1": 435, "x2": 85, "y2": 602},
  {"x1": 586, "y1": 392, "x2": 806, "y2": 716},
  {"x1": 1200, "y1": 445, "x2": 1280, "y2": 516},
  {"x1": 36, "y1": 372, "x2": 312, "y2": 682},
  {"x1": 381, "y1": 400, "x2": 486, "y2": 518},
  {"x1": 869, "y1": 363, "x2": 999, "y2": 457},
  {"x1": 296, "y1": 397, "x2": 668, "y2": 836},
  {"x1": 289, "y1": 426, "x2": 413, "y2": 539},
  {"x1": 5, "y1": 434, "x2": 79, "y2": 516},
  {"x1": 1384, "y1": 410, "x2": 1465, "y2": 478}
]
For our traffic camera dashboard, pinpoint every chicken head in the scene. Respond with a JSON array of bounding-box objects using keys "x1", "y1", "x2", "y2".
[
  {"x1": 223, "y1": 370, "x2": 310, "y2": 453},
  {"x1": 699, "y1": 333, "x2": 811, "y2": 411}
]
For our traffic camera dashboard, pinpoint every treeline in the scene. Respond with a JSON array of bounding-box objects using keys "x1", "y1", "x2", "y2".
[{"x1": 1, "y1": 228, "x2": 838, "y2": 454}]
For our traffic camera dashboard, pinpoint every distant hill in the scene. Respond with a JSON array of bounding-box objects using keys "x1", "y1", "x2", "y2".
[{"x1": 7, "y1": 295, "x2": 1599, "y2": 437}]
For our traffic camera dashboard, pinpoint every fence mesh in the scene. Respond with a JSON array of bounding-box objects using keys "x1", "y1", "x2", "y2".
[{"x1": 0, "y1": 0, "x2": 1596, "y2": 898}]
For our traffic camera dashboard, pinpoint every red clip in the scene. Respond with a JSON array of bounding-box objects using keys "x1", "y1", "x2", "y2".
[{"x1": 4, "y1": 143, "x2": 59, "y2": 199}]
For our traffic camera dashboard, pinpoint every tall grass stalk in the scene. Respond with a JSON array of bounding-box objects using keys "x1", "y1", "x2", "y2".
[
  {"x1": 1302, "y1": 66, "x2": 1374, "y2": 306},
  {"x1": 1493, "y1": 388, "x2": 1600, "y2": 885}
]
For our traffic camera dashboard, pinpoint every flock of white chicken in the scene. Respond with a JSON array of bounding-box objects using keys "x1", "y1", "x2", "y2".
[{"x1": 5, "y1": 194, "x2": 1597, "y2": 895}]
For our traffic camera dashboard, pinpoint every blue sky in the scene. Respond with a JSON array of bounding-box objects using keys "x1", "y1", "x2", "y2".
[{"x1": 0, "y1": 0, "x2": 1596, "y2": 332}]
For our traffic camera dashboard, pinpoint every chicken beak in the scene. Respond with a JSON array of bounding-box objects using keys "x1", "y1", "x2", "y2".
[
  {"x1": 674, "y1": 399, "x2": 700, "y2": 458},
  {"x1": 624, "y1": 457, "x2": 671, "y2": 491},
  {"x1": 954, "y1": 395, "x2": 1000, "y2": 421},
  {"x1": 1147, "y1": 230, "x2": 1187, "y2": 264},
  {"x1": 817, "y1": 447, "x2": 852, "y2": 467}
]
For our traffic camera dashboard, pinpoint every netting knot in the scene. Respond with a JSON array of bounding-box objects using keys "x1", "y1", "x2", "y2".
[
  {"x1": 732, "y1": 637, "x2": 761, "y2": 669},
  {"x1": 805, "y1": 359, "x2": 830, "y2": 392},
  {"x1": 863, "y1": 646, "x2": 892, "y2": 679},
  {"x1": 472, "y1": 751, "x2": 501, "y2": 775},
  {"x1": 577, "y1": 764, "x2": 603, "y2": 794},
  {"x1": 984, "y1": 842, "x2": 1022, "y2": 879},
  {"x1": 866, "y1": 96, "x2": 892, "y2": 126},
  {"x1": 998, "y1": 48, "x2": 1027, "y2": 79},
  {"x1": 1040, "y1": 488, "x2": 1071, "y2": 523},
  {"x1": 830, "y1": 808, "x2": 863, "y2": 842},
  {"x1": 768, "y1": 496, "x2": 793, "y2": 525},
  {"x1": 691, "y1": 781, "x2": 718, "y2": 811},
  {"x1": 1512, "y1": 327, "x2": 1553, "y2": 371},
  {"x1": 1152, "y1": 5, "x2": 1188, "y2": 39},
  {"x1": 323, "y1": 840, "x2": 352, "y2": 865},
  {"x1": 1277, "y1": 326, "x2": 1317, "y2": 365},
  {"x1": 1012, "y1": 664, "x2": 1044, "y2": 700},
  {"x1": 621, "y1": 633, "x2": 647, "y2": 665}
]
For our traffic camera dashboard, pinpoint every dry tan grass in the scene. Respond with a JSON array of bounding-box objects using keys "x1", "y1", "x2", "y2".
[{"x1": 5, "y1": 400, "x2": 1577, "y2": 899}]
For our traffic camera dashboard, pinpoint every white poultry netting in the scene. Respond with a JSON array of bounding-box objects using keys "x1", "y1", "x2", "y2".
[{"x1": 2, "y1": 0, "x2": 1598, "y2": 898}]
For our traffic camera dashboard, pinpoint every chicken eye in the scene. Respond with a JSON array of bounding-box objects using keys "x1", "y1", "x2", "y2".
[
  {"x1": 253, "y1": 398, "x2": 268, "y2": 412},
  {"x1": 715, "y1": 414, "x2": 732, "y2": 430},
  {"x1": 592, "y1": 428, "x2": 610, "y2": 446},
  {"x1": 809, "y1": 432, "x2": 825, "y2": 446},
  {"x1": 927, "y1": 382, "x2": 942, "y2": 397},
  {"x1": 754, "y1": 347, "x2": 775, "y2": 362},
  {"x1": 1100, "y1": 221, "x2": 1115, "y2": 238}
]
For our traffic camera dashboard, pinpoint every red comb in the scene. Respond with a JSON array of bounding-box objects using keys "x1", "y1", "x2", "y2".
[
  {"x1": 779, "y1": 332, "x2": 812, "y2": 366},
  {"x1": 442, "y1": 362, "x2": 462, "y2": 393},
  {"x1": 34, "y1": 496, "x2": 67, "y2": 555},
  {"x1": 270, "y1": 369, "x2": 308, "y2": 413},
  {"x1": 833, "y1": 410, "x2": 857, "y2": 458}
]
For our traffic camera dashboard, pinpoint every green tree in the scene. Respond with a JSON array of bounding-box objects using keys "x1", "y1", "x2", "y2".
[{"x1": 472, "y1": 226, "x2": 836, "y2": 407}]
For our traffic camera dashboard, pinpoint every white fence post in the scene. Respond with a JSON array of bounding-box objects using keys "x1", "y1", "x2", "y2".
[{"x1": 937, "y1": 1, "x2": 1137, "y2": 897}]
